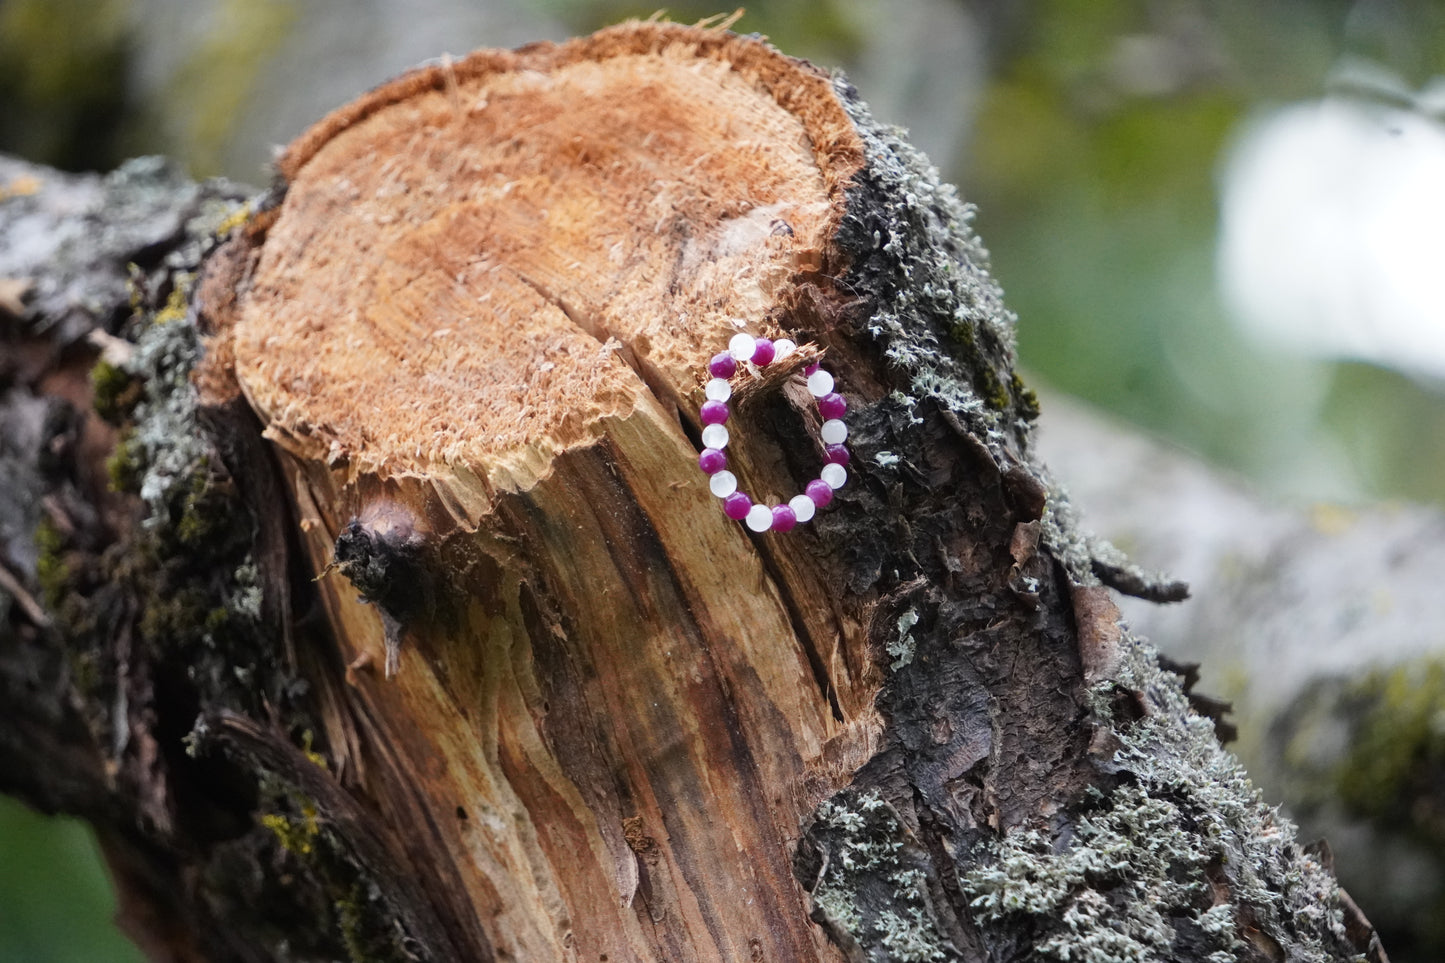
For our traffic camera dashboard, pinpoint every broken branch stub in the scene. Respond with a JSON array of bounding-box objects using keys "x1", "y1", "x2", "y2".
[
  {"x1": 194, "y1": 18, "x2": 1374, "y2": 963},
  {"x1": 202, "y1": 22, "x2": 887, "y2": 962}
]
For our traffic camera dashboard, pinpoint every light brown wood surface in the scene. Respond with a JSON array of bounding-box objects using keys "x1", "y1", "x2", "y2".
[{"x1": 203, "y1": 22, "x2": 881, "y2": 962}]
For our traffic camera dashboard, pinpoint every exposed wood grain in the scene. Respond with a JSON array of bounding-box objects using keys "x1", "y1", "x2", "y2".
[{"x1": 202, "y1": 21, "x2": 880, "y2": 962}]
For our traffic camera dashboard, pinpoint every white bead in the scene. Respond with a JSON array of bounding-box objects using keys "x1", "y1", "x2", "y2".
[
  {"x1": 745, "y1": 504, "x2": 774, "y2": 532},
  {"x1": 820, "y1": 463, "x2": 848, "y2": 489},
  {"x1": 773, "y1": 338, "x2": 796, "y2": 359},
  {"x1": 729, "y1": 333, "x2": 756, "y2": 361},
  {"x1": 789, "y1": 494, "x2": 816, "y2": 522},
  {"x1": 701, "y1": 424, "x2": 729, "y2": 449},
  {"x1": 820, "y1": 419, "x2": 848, "y2": 445},
  {"x1": 705, "y1": 378, "x2": 732, "y2": 402},
  {"x1": 806, "y1": 370, "x2": 835, "y2": 397},
  {"x1": 709, "y1": 471, "x2": 737, "y2": 497}
]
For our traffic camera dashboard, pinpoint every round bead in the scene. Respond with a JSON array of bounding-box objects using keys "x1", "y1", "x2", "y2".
[
  {"x1": 709, "y1": 470, "x2": 738, "y2": 497},
  {"x1": 805, "y1": 478, "x2": 833, "y2": 508},
  {"x1": 701, "y1": 344, "x2": 850, "y2": 531},
  {"x1": 729, "y1": 333, "x2": 756, "y2": 361},
  {"x1": 709, "y1": 353, "x2": 737, "y2": 379},
  {"x1": 700, "y1": 400, "x2": 730, "y2": 426},
  {"x1": 698, "y1": 448, "x2": 727, "y2": 474},
  {"x1": 723, "y1": 492, "x2": 752, "y2": 520},
  {"x1": 806, "y1": 370, "x2": 835, "y2": 397},
  {"x1": 817, "y1": 392, "x2": 847, "y2": 420}
]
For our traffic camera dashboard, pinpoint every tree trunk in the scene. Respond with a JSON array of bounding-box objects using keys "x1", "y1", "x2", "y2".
[{"x1": 0, "y1": 21, "x2": 1387, "y2": 963}]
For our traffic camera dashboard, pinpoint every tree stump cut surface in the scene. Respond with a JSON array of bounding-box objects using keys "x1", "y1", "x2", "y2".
[{"x1": 204, "y1": 23, "x2": 883, "y2": 963}]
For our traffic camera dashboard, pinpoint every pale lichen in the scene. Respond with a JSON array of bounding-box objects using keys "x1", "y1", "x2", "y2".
[
  {"x1": 953, "y1": 635, "x2": 1360, "y2": 962},
  {"x1": 888, "y1": 608, "x2": 919, "y2": 670},
  {"x1": 793, "y1": 91, "x2": 1362, "y2": 952},
  {"x1": 802, "y1": 791, "x2": 961, "y2": 963},
  {"x1": 962, "y1": 786, "x2": 1231, "y2": 961},
  {"x1": 832, "y1": 77, "x2": 1032, "y2": 462}
]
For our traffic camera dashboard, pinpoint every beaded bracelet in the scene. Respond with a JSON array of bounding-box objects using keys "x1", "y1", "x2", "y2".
[{"x1": 696, "y1": 333, "x2": 849, "y2": 532}]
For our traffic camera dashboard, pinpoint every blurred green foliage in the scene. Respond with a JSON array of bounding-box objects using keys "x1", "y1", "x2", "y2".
[
  {"x1": 1270, "y1": 660, "x2": 1445, "y2": 961},
  {"x1": 0, "y1": 795, "x2": 146, "y2": 963},
  {"x1": 0, "y1": 0, "x2": 140, "y2": 171},
  {"x1": 959, "y1": 0, "x2": 1445, "y2": 506},
  {"x1": 162, "y1": 0, "x2": 297, "y2": 177}
]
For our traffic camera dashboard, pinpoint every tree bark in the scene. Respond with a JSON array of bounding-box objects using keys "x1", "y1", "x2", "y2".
[{"x1": 0, "y1": 21, "x2": 1386, "y2": 963}]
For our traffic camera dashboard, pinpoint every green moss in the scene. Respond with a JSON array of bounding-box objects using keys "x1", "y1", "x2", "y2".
[
  {"x1": 203, "y1": 606, "x2": 231, "y2": 633},
  {"x1": 334, "y1": 889, "x2": 370, "y2": 962},
  {"x1": 174, "y1": 462, "x2": 220, "y2": 546},
  {"x1": 260, "y1": 800, "x2": 320, "y2": 856},
  {"x1": 331, "y1": 879, "x2": 412, "y2": 963},
  {"x1": 63, "y1": 650, "x2": 100, "y2": 703},
  {"x1": 979, "y1": 365, "x2": 1009, "y2": 412},
  {"x1": 249, "y1": 770, "x2": 411, "y2": 962},
  {"x1": 1335, "y1": 658, "x2": 1445, "y2": 842},
  {"x1": 214, "y1": 201, "x2": 253, "y2": 237},
  {"x1": 300, "y1": 730, "x2": 328, "y2": 770},
  {"x1": 1011, "y1": 373, "x2": 1041, "y2": 422},
  {"x1": 151, "y1": 282, "x2": 190, "y2": 326},
  {"x1": 105, "y1": 428, "x2": 142, "y2": 493},
  {"x1": 64, "y1": 216, "x2": 280, "y2": 713},
  {"x1": 33, "y1": 515, "x2": 69, "y2": 611},
  {"x1": 138, "y1": 586, "x2": 209, "y2": 645},
  {"x1": 90, "y1": 358, "x2": 140, "y2": 424}
]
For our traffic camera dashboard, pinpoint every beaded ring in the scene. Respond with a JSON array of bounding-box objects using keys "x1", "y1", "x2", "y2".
[{"x1": 697, "y1": 333, "x2": 849, "y2": 532}]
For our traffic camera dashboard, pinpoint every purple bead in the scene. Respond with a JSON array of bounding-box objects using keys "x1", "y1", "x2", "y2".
[
  {"x1": 751, "y1": 338, "x2": 776, "y2": 366},
  {"x1": 817, "y1": 392, "x2": 847, "y2": 420},
  {"x1": 805, "y1": 479, "x2": 833, "y2": 508},
  {"x1": 698, "y1": 448, "x2": 727, "y2": 474},
  {"x1": 723, "y1": 492, "x2": 752, "y2": 520},
  {"x1": 709, "y1": 352, "x2": 737, "y2": 379},
  {"x1": 771, "y1": 504, "x2": 798, "y2": 532},
  {"x1": 700, "y1": 400, "x2": 730, "y2": 425},
  {"x1": 824, "y1": 444, "x2": 850, "y2": 466},
  {"x1": 804, "y1": 363, "x2": 820, "y2": 376}
]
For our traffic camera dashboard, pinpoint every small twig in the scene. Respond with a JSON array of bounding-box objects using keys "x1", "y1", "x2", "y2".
[{"x1": 0, "y1": 562, "x2": 50, "y2": 628}]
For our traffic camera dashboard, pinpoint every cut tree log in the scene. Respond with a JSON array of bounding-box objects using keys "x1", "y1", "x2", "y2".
[{"x1": 0, "y1": 21, "x2": 1387, "y2": 963}]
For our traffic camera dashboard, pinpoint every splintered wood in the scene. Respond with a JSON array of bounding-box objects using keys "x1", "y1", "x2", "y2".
[
  {"x1": 233, "y1": 26, "x2": 861, "y2": 501},
  {"x1": 202, "y1": 22, "x2": 881, "y2": 963}
]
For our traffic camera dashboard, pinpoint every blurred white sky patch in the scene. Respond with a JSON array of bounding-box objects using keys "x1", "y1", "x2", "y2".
[{"x1": 1217, "y1": 62, "x2": 1445, "y2": 381}]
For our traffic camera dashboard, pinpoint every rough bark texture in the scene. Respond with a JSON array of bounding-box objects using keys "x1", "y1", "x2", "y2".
[
  {"x1": 0, "y1": 22, "x2": 1386, "y2": 963},
  {"x1": 1036, "y1": 392, "x2": 1445, "y2": 958}
]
